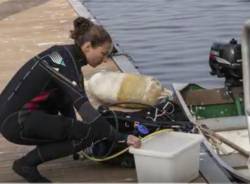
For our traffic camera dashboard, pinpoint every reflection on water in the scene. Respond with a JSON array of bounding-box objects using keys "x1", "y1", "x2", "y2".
[{"x1": 85, "y1": 0, "x2": 250, "y2": 88}]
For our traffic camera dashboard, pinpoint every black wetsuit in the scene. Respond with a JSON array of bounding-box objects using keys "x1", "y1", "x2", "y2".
[{"x1": 0, "y1": 44, "x2": 126, "y2": 164}]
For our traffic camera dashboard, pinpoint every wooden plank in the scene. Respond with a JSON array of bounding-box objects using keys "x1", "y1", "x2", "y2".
[
  {"x1": 198, "y1": 116, "x2": 247, "y2": 131},
  {"x1": 0, "y1": 157, "x2": 137, "y2": 182},
  {"x1": 221, "y1": 153, "x2": 247, "y2": 169},
  {"x1": 182, "y1": 87, "x2": 243, "y2": 106},
  {"x1": 0, "y1": 0, "x2": 51, "y2": 20}
]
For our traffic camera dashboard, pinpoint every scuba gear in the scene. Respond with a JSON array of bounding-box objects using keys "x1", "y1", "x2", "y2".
[
  {"x1": 12, "y1": 150, "x2": 51, "y2": 183},
  {"x1": 80, "y1": 99, "x2": 193, "y2": 168},
  {"x1": 13, "y1": 159, "x2": 51, "y2": 183},
  {"x1": 0, "y1": 44, "x2": 130, "y2": 182}
]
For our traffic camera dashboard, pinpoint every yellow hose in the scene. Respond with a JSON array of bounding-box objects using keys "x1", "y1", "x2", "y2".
[{"x1": 81, "y1": 129, "x2": 172, "y2": 162}]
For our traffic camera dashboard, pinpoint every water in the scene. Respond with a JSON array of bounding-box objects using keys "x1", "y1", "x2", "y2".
[{"x1": 84, "y1": 0, "x2": 250, "y2": 88}]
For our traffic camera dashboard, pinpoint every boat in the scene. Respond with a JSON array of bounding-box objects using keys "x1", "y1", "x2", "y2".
[{"x1": 173, "y1": 21, "x2": 250, "y2": 183}]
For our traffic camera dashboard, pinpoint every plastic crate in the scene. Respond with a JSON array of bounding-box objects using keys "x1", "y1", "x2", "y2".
[{"x1": 129, "y1": 131, "x2": 203, "y2": 182}]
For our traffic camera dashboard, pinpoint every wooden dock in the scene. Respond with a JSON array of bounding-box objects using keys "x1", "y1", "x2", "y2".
[
  {"x1": 0, "y1": 135, "x2": 137, "y2": 182},
  {"x1": 0, "y1": 0, "x2": 211, "y2": 182},
  {"x1": 0, "y1": 0, "x2": 136, "y2": 182}
]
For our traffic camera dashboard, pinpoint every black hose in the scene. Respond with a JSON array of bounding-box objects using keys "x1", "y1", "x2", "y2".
[{"x1": 90, "y1": 109, "x2": 120, "y2": 159}]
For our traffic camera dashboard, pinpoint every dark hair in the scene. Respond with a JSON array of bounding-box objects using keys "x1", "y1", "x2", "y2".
[{"x1": 70, "y1": 17, "x2": 112, "y2": 48}]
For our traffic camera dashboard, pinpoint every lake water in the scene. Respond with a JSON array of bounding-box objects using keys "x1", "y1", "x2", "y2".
[{"x1": 84, "y1": 0, "x2": 250, "y2": 88}]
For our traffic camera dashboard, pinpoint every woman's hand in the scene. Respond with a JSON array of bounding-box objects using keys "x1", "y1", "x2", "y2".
[{"x1": 127, "y1": 135, "x2": 141, "y2": 148}]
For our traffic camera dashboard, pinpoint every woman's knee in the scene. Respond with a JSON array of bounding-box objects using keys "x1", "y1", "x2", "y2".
[{"x1": 1, "y1": 112, "x2": 21, "y2": 142}]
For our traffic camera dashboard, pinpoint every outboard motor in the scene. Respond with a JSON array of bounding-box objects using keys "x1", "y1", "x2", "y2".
[{"x1": 209, "y1": 38, "x2": 242, "y2": 87}]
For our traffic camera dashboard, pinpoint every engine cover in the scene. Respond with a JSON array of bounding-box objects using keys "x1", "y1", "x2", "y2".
[{"x1": 209, "y1": 38, "x2": 242, "y2": 87}]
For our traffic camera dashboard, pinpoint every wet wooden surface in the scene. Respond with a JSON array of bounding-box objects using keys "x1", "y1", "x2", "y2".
[
  {"x1": 0, "y1": 0, "x2": 75, "y2": 92},
  {"x1": 0, "y1": 133, "x2": 137, "y2": 182}
]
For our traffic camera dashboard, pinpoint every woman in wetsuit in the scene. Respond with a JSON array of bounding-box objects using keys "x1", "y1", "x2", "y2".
[{"x1": 0, "y1": 17, "x2": 141, "y2": 183}]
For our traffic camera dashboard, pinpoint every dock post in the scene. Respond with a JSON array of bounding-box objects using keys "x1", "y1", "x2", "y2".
[{"x1": 241, "y1": 19, "x2": 250, "y2": 143}]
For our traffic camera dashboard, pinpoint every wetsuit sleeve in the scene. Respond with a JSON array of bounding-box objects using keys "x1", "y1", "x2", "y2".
[{"x1": 38, "y1": 60, "x2": 128, "y2": 142}]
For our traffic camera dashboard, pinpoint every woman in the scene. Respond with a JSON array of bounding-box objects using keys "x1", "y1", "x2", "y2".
[{"x1": 0, "y1": 17, "x2": 141, "y2": 182}]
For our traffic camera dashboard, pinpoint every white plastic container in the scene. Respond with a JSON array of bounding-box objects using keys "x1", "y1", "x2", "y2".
[{"x1": 129, "y1": 131, "x2": 203, "y2": 183}]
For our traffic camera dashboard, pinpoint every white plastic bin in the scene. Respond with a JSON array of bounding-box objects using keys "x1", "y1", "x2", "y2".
[{"x1": 129, "y1": 131, "x2": 203, "y2": 183}]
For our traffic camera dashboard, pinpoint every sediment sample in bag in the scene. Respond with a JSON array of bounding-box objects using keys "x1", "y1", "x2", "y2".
[{"x1": 86, "y1": 71, "x2": 172, "y2": 108}]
